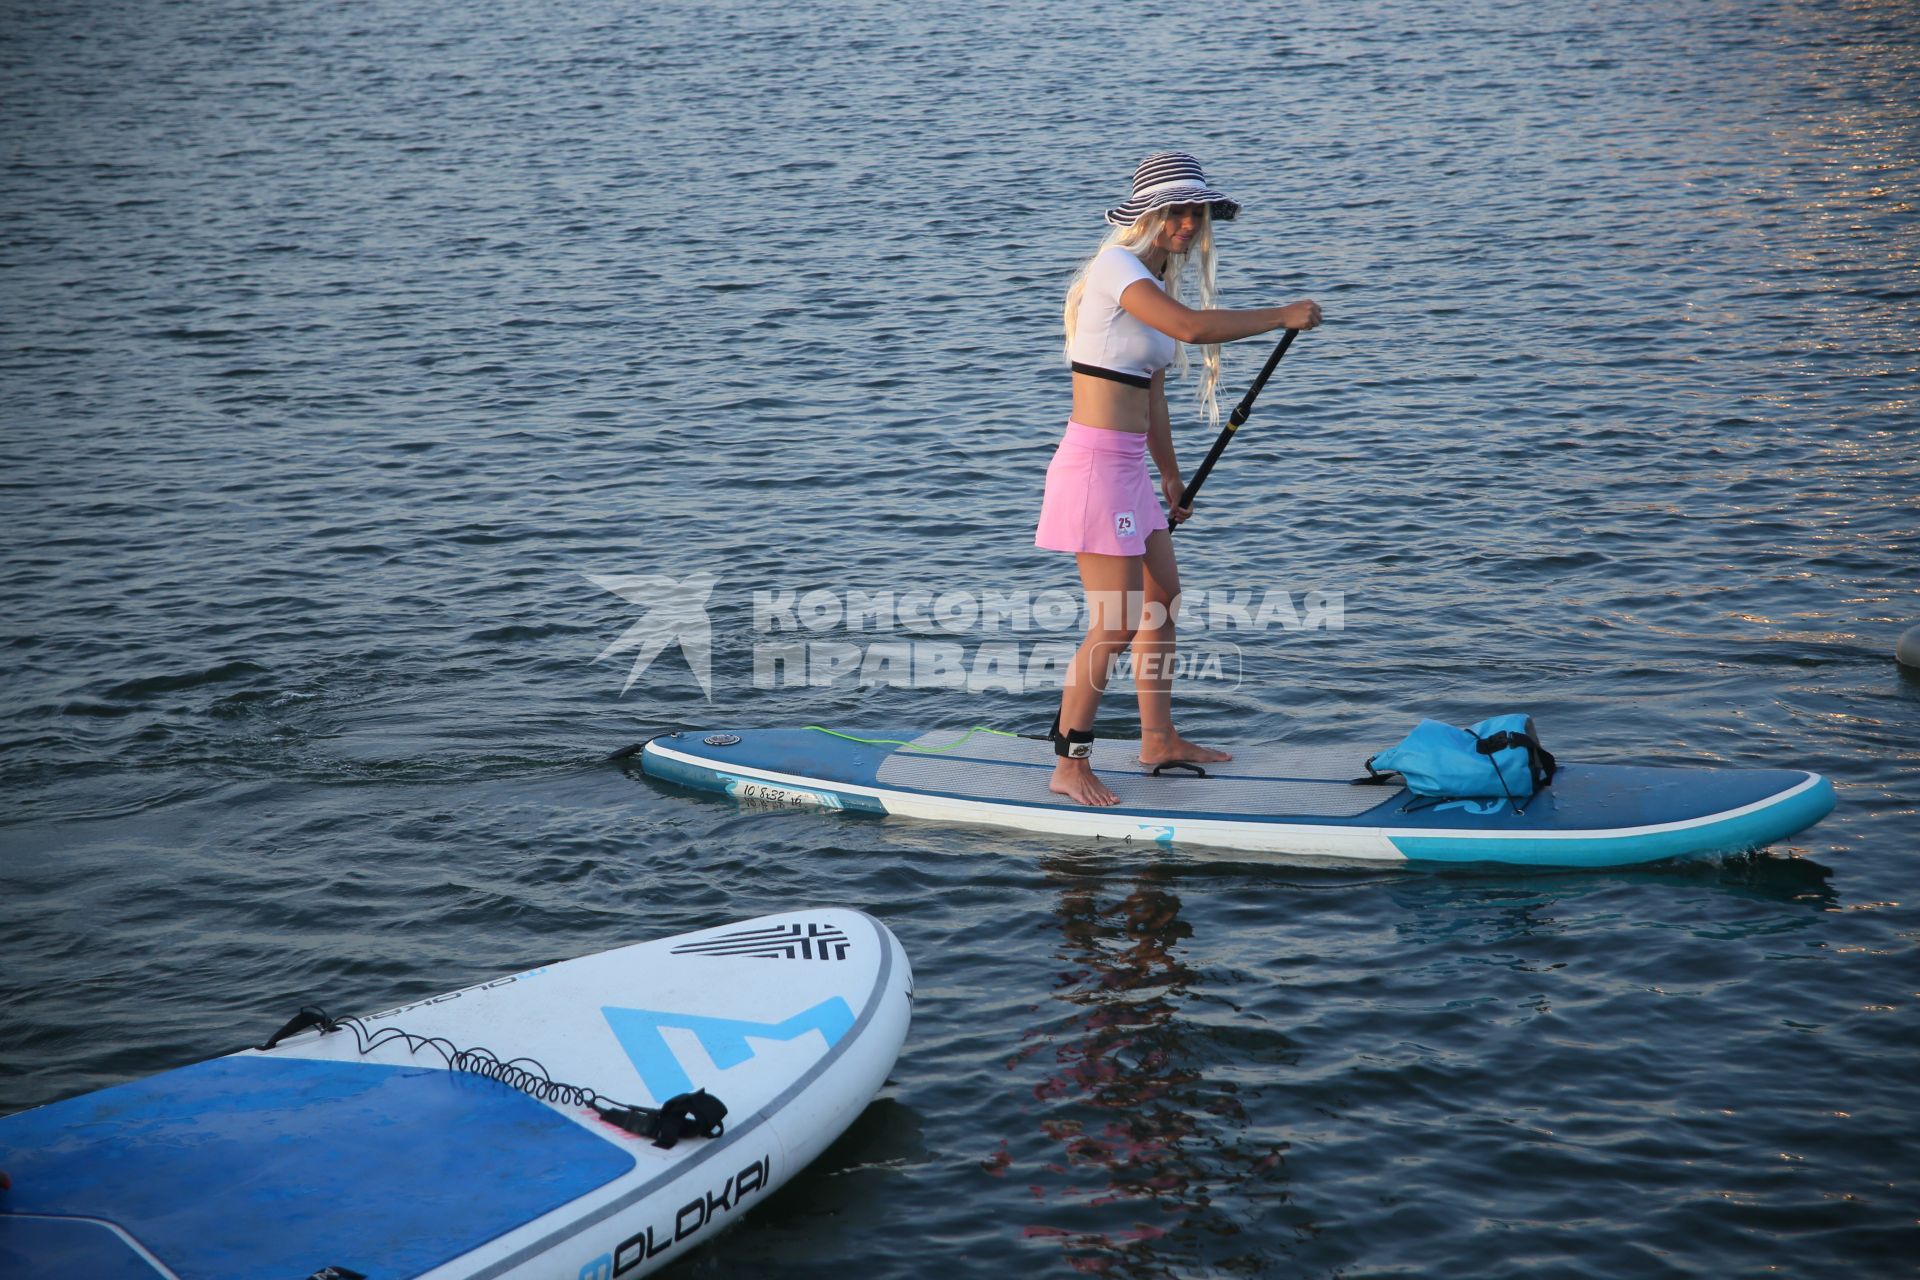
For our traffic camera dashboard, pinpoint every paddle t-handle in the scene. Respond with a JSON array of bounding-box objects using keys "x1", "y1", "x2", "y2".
[{"x1": 1171, "y1": 327, "x2": 1300, "y2": 532}]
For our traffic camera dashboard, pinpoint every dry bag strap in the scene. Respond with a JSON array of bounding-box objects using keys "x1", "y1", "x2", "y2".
[
  {"x1": 1352, "y1": 754, "x2": 1402, "y2": 786},
  {"x1": 1472, "y1": 729, "x2": 1557, "y2": 790}
]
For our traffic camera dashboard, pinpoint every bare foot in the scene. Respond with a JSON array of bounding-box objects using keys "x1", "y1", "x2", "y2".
[
  {"x1": 1139, "y1": 730, "x2": 1233, "y2": 766},
  {"x1": 1050, "y1": 757, "x2": 1121, "y2": 806}
]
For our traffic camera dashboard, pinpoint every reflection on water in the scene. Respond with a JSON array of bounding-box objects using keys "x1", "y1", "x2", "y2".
[
  {"x1": 992, "y1": 851, "x2": 1856, "y2": 1274},
  {"x1": 1009, "y1": 864, "x2": 1298, "y2": 1276},
  {"x1": 1701, "y1": 850, "x2": 1841, "y2": 912}
]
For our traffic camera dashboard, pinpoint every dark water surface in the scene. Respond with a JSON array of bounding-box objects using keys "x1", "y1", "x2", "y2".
[{"x1": 4, "y1": 0, "x2": 1918, "y2": 1275}]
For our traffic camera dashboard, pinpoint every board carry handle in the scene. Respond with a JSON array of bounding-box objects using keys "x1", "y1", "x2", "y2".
[{"x1": 1172, "y1": 327, "x2": 1300, "y2": 532}]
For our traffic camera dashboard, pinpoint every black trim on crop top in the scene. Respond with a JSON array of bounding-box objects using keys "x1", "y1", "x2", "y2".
[{"x1": 1071, "y1": 361, "x2": 1152, "y2": 389}]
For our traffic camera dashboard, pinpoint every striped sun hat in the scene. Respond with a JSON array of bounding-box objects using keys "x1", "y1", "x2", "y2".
[{"x1": 1104, "y1": 151, "x2": 1240, "y2": 227}]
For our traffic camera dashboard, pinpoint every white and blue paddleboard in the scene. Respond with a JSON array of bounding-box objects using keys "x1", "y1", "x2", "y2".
[
  {"x1": 0, "y1": 909, "x2": 912, "y2": 1280},
  {"x1": 638, "y1": 728, "x2": 1835, "y2": 869}
]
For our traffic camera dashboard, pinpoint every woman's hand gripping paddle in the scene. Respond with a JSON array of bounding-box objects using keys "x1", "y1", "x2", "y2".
[{"x1": 1170, "y1": 328, "x2": 1300, "y2": 532}]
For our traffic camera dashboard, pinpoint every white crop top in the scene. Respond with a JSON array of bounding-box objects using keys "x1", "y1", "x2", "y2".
[{"x1": 1069, "y1": 247, "x2": 1177, "y2": 388}]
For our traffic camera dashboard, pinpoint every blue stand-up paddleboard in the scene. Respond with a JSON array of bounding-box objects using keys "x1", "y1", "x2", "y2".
[
  {"x1": 638, "y1": 729, "x2": 1835, "y2": 868},
  {"x1": 0, "y1": 909, "x2": 913, "y2": 1280}
]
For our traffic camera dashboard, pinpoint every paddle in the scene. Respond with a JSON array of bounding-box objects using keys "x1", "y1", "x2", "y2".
[{"x1": 1170, "y1": 327, "x2": 1300, "y2": 531}]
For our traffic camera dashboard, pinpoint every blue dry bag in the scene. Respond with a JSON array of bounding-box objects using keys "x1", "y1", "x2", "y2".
[{"x1": 1365, "y1": 714, "x2": 1556, "y2": 803}]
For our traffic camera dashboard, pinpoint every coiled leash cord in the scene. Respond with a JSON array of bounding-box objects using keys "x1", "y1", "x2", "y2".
[{"x1": 257, "y1": 1006, "x2": 726, "y2": 1150}]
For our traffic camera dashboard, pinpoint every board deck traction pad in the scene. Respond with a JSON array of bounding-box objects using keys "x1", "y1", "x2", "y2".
[
  {"x1": 0, "y1": 908, "x2": 909, "y2": 1280},
  {"x1": 640, "y1": 727, "x2": 1836, "y2": 867},
  {"x1": 877, "y1": 730, "x2": 1391, "y2": 817}
]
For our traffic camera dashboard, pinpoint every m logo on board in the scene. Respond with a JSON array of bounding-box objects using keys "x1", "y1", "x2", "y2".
[{"x1": 601, "y1": 997, "x2": 855, "y2": 1101}]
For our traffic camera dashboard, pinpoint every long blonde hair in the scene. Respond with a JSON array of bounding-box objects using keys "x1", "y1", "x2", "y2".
[{"x1": 1062, "y1": 206, "x2": 1222, "y2": 427}]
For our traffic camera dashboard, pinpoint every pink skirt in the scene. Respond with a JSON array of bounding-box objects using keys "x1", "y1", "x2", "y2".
[{"x1": 1034, "y1": 421, "x2": 1169, "y2": 557}]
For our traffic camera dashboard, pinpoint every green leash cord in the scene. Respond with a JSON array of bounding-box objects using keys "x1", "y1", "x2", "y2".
[{"x1": 804, "y1": 725, "x2": 1021, "y2": 755}]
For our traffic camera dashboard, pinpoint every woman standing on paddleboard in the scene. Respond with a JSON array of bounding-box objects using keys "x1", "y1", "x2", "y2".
[{"x1": 1037, "y1": 152, "x2": 1322, "y2": 807}]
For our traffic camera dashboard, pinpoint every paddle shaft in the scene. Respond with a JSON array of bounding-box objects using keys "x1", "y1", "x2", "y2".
[{"x1": 1171, "y1": 327, "x2": 1299, "y2": 530}]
